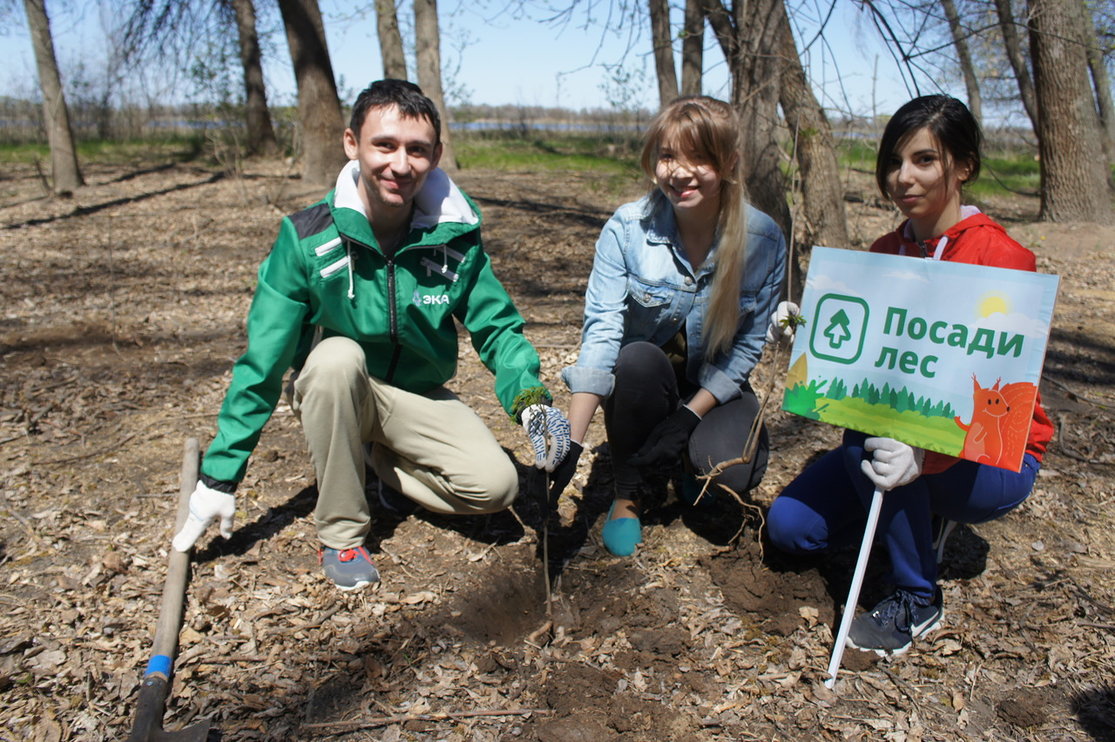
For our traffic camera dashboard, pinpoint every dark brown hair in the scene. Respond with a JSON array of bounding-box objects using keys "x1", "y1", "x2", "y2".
[
  {"x1": 349, "y1": 79, "x2": 440, "y2": 145},
  {"x1": 875, "y1": 95, "x2": 982, "y2": 197}
]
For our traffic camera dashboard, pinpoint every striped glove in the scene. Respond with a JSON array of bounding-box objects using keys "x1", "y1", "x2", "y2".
[{"x1": 521, "y1": 404, "x2": 572, "y2": 472}]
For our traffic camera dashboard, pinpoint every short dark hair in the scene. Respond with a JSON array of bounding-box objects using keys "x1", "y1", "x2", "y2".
[
  {"x1": 349, "y1": 79, "x2": 441, "y2": 145},
  {"x1": 875, "y1": 95, "x2": 982, "y2": 197}
]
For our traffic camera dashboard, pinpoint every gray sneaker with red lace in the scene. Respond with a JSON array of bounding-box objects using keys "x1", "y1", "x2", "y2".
[{"x1": 319, "y1": 546, "x2": 380, "y2": 591}]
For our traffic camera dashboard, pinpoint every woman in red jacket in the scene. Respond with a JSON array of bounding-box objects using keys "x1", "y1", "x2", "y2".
[{"x1": 767, "y1": 95, "x2": 1054, "y2": 656}]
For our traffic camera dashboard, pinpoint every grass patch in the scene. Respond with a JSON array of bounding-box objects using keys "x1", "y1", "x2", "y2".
[
  {"x1": 970, "y1": 150, "x2": 1041, "y2": 198},
  {"x1": 0, "y1": 142, "x2": 50, "y2": 163},
  {"x1": 785, "y1": 137, "x2": 878, "y2": 185},
  {"x1": 836, "y1": 138, "x2": 878, "y2": 174},
  {"x1": 4, "y1": 128, "x2": 1069, "y2": 206},
  {"x1": 454, "y1": 131, "x2": 640, "y2": 173},
  {"x1": 0, "y1": 137, "x2": 204, "y2": 165},
  {"x1": 454, "y1": 131, "x2": 643, "y2": 199}
]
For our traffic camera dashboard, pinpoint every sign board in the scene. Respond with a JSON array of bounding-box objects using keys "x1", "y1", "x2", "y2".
[{"x1": 783, "y1": 247, "x2": 1059, "y2": 472}]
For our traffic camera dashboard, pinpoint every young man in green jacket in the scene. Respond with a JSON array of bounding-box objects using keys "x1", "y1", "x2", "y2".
[{"x1": 172, "y1": 80, "x2": 572, "y2": 590}]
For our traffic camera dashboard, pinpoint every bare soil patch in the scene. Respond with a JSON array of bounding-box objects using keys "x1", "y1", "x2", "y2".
[{"x1": 1, "y1": 154, "x2": 1113, "y2": 741}]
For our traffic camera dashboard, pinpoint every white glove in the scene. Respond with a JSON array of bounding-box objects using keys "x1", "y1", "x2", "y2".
[
  {"x1": 860, "y1": 437, "x2": 925, "y2": 491},
  {"x1": 172, "y1": 480, "x2": 236, "y2": 552},
  {"x1": 766, "y1": 300, "x2": 801, "y2": 343},
  {"x1": 521, "y1": 404, "x2": 572, "y2": 472}
]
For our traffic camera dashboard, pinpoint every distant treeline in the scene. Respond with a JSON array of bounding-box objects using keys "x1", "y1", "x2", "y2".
[
  {"x1": 0, "y1": 95, "x2": 1036, "y2": 152},
  {"x1": 0, "y1": 96, "x2": 295, "y2": 144},
  {"x1": 0, "y1": 97, "x2": 659, "y2": 145}
]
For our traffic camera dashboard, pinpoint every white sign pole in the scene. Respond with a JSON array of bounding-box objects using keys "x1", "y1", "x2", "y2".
[{"x1": 825, "y1": 486, "x2": 885, "y2": 689}]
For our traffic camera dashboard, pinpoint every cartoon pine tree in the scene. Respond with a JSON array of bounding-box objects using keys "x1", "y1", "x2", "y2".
[{"x1": 824, "y1": 308, "x2": 852, "y2": 349}]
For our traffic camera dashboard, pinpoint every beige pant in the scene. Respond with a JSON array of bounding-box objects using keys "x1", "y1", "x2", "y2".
[{"x1": 291, "y1": 336, "x2": 518, "y2": 549}]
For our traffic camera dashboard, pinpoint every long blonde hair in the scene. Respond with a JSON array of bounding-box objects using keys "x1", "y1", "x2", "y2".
[{"x1": 640, "y1": 96, "x2": 749, "y2": 359}]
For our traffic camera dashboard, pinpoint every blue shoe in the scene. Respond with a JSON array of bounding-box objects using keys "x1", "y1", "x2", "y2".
[{"x1": 602, "y1": 502, "x2": 642, "y2": 556}]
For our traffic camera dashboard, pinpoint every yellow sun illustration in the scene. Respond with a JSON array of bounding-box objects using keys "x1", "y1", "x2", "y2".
[{"x1": 977, "y1": 293, "x2": 1010, "y2": 318}]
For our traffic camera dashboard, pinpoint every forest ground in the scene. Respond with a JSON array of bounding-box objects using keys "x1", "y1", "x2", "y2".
[{"x1": 0, "y1": 148, "x2": 1113, "y2": 741}]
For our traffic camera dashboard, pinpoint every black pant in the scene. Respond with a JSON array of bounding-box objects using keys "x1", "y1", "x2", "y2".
[{"x1": 603, "y1": 341, "x2": 768, "y2": 500}]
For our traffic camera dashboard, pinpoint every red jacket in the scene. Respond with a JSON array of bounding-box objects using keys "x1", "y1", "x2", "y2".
[{"x1": 870, "y1": 210, "x2": 1054, "y2": 473}]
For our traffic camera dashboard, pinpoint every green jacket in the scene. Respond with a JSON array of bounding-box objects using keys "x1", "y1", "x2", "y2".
[{"x1": 201, "y1": 162, "x2": 548, "y2": 485}]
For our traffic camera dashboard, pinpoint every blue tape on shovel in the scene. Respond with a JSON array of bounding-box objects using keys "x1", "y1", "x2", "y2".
[{"x1": 144, "y1": 654, "x2": 173, "y2": 678}]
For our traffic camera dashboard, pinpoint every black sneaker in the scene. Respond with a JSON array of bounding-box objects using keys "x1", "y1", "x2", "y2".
[
  {"x1": 931, "y1": 517, "x2": 957, "y2": 565},
  {"x1": 846, "y1": 588, "x2": 943, "y2": 656},
  {"x1": 319, "y1": 546, "x2": 380, "y2": 591}
]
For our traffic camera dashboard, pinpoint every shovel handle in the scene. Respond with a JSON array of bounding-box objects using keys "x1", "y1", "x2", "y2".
[
  {"x1": 825, "y1": 486, "x2": 885, "y2": 688},
  {"x1": 127, "y1": 438, "x2": 209, "y2": 741},
  {"x1": 146, "y1": 438, "x2": 200, "y2": 678}
]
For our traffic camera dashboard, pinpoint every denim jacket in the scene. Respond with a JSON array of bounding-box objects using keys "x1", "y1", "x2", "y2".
[{"x1": 562, "y1": 195, "x2": 786, "y2": 404}]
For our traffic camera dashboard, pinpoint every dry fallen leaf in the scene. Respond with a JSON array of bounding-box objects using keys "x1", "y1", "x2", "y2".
[
  {"x1": 28, "y1": 648, "x2": 65, "y2": 675},
  {"x1": 402, "y1": 590, "x2": 437, "y2": 605}
]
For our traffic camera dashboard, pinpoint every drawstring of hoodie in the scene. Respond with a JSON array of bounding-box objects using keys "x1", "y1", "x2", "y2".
[
  {"x1": 346, "y1": 240, "x2": 355, "y2": 300},
  {"x1": 899, "y1": 204, "x2": 982, "y2": 259},
  {"x1": 899, "y1": 223, "x2": 948, "y2": 260}
]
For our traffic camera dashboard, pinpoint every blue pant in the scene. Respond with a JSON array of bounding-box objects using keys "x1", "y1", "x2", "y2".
[{"x1": 767, "y1": 430, "x2": 1039, "y2": 602}]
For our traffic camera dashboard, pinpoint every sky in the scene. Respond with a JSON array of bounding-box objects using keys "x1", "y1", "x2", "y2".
[{"x1": 0, "y1": 1, "x2": 963, "y2": 120}]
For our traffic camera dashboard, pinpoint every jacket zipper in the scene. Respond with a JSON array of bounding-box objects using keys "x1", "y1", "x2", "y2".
[
  {"x1": 344, "y1": 234, "x2": 404, "y2": 384},
  {"x1": 383, "y1": 249, "x2": 402, "y2": 384}
]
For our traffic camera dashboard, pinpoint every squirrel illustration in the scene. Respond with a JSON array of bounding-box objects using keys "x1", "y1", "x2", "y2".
[{"x1": 954, "y1": 375, "x2": 1036, "y2": 468}]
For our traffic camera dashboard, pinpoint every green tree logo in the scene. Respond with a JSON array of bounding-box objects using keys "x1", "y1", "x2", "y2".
[
  {"x1": 810, "y1": 295, "x2": 868, "y2": 364},
  {"x1": 824, "y1": 308, "x2": 853, "y2": 349}
]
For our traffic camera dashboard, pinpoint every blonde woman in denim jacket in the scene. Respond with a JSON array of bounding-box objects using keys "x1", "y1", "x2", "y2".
[{"x1": 551, "y1": 96, "x2": 786, "y2": 556}]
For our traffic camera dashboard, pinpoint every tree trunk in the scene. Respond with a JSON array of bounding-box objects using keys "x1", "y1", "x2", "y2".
[
  {"x1": 232, "y1": 0, "x2": 278, "y2": 156},
  {"x1": 1080, "y1": 0, "x2": 1115, "y2": 177},
  {"x1": 413, "y1": 0, "x2": 457, "y2": 170},
  {"x1": 23, "y1": 0, "x2": 83, "y2": 193},
  {"x1": 681, "y1": 0, "x2": 704, "y2": 96},
  {"x1": 702, "y1": 0, "x2": 791, "y2": 241},
  {"x1": 375, "y1": 0, "x2": 408, "y2": 80},
  {"x1": 1029, "y1": 0, "x2": 1113, "y2": 222},
  {"x1": 649, "y1": 0, "x2": 679, "y2": 106},
  {"x1": 277, "y1": 0, "x2": 346, "y2": 185},
  {"x1": 994, "y1": 0, "x2": 1039, "y2": 130},
  {"x1": 941, "y1": 0, "x2": 983, "y2": 126},
  {"x1": 776, "y1": 0, "x2": 848, "y2": 273}
]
